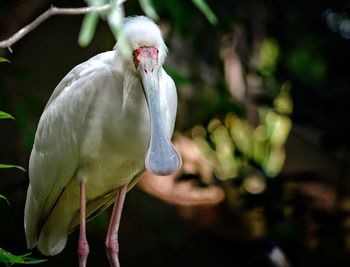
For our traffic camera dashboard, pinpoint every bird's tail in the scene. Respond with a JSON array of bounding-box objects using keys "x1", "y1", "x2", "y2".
[
  {"x1": 24, "y1": 185, "x2": 39, "y2": 249},
  {"x1": 24, "y1": 184, "x2": 69, "y2": 256}
]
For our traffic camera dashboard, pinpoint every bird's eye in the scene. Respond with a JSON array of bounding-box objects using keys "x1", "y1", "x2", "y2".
[
  {"x1": 132, "y1": 51, "x2": 136, "y2": 57},
  {"x1": 156, "y1": 49, "x2": 159, "y2": 54}
]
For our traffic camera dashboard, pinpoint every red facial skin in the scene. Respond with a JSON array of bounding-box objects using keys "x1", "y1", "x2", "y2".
[{"x1": 133, "y1": 46, "x2": 159, "y2": 70}]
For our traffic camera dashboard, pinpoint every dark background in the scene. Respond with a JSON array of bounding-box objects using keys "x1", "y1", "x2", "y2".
[{"x1": 1, "y1": 0, "x2": 350, "y2": 266}]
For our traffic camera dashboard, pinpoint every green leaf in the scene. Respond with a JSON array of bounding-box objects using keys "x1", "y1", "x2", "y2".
[
  {"x1": 79, "y1": 12, "x2": 99, "y2": 46},
  {"x1": 79, "y1": 0, "x2": 106, "y2": 46},
  {"x1": 0, "y1": 57, "x2": 10, "y2": 63},
  {"x1": 139, "y1": 0, "x2": 159, "y2": 21},
  {"x1": 108, "y1": 3, "x2": 131, "y2": 59},
  {"x1": 0, "y1": 164, "x2": 26, "y2": 172},
  {"x1": 107, "y1": 2, "x2": 124, "y2": 37},
  {"x1": 0, "y1": 194, "x2": 10, "y2": 206},
  {"x1": 258, "y1": 39, "x2": 280, "y2": 77},
  {"x1": 0, "y1": 248, "x2": 47, "y2": 265},
  {"x1": 0, "y1": 111, "x2": 14, "y2": 120},
  {"x1": 192, "y1": 0, "x2": 218, "y2": 25}
]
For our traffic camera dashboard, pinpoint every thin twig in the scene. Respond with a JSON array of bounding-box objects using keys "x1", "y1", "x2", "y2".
[{"x1": 0, "y1": 4, "x2": 112, "y2": 51}]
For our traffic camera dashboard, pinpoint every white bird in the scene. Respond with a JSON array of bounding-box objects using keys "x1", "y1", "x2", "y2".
[{"x1": 24, "y1": 16, "x2": 182, "y2": 267}]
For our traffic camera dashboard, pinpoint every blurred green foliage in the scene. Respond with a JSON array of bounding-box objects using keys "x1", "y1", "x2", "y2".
[
  {"x1": 0, "y1": 57, "x2": 10, "y2": 63},
  {"x1": 79, "y1": 0, "x2": 217, "y2": 49},
  {"x1": 78, "y1": 0, "x2": 105, "y2": 46},
  {"x1": 0, "y1": 111, "x2": 14, "y2": 120},
  {"x1": 0, "y1": 249, "x2": 47, "y2": 266},
  {"x1": 0, "y1": 194, "x2": 10, "y2": 205},
  {"x1": 0, "y1": 114, "x2": 40, "y2": 265},
  {"x1": 191, "y1": 0, "x2": 218, "y2": 25},
  {"x1": 0, "y1": 164, "x2": 26, "y2": 172},
  {"x1": 139, "y1": 0, "x2": 159, "y2": 21},
  {"x1": 0, "y1": 60, "x2": 42, "y2": 266},
  {"x1": 287, "y1": 44, "x2": 327, "y2": 83},
  {"x1": 0, "y1": 99, "x2": 26, "y2": 171},
  {"x1": 0, "y1": 132, "x2": 40, "y2": 266},
  {"x1": 193, "y1": 83, "x2": 292, "y2": 185},
  {"x1": 258, "y1": 39, "x2": 280, "y2": 77}
]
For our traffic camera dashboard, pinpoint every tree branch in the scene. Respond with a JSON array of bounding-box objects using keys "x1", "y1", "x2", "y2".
[{"x1": 0, "y1": 4, "x2": 113, "y2": 51}]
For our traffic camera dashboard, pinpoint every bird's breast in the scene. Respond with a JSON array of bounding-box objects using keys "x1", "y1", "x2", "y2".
[{"x1": 79, "y1": 79, "x2": 151, "y2": 188}]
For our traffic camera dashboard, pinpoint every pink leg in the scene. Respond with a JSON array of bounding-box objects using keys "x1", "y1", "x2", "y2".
[
  {"x1": 105, "y1": 185, "x2": 127, "y2": 267},
  {"x1": 78, "y1": 182, "x2": 89, "y2": 267}
]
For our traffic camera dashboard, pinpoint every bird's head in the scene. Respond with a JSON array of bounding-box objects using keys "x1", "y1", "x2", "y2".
[
  {"x1": 116, "y1": 16, "x2": 167, "y2": 71},
  {"x1": 116, "y1": 16, "x2": 181, "y2": 176}
]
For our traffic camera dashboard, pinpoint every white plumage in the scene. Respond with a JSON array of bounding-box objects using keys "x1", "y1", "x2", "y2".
[{"x1": 24, "y1": 16, "x2": 181, "y2": 263}]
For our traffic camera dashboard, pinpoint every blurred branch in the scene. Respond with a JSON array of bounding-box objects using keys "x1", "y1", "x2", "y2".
[{"x1": 0, "y1": 2, "x2": 125, "y2": 51}]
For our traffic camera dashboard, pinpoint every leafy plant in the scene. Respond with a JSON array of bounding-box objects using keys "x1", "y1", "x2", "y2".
[
  {"x1": 0, "y1": 249, "x2": 47, "y2": 266},
  {"x1": 0, "y1": 57, "x2": 10, "y2": 63},
  {"x1": 0, "y1": 125, "x2": 41, "y2": 266},
  {"x1": 0, "y1": 110, "x2": 25, "y2": 172},
  {"x1": 79, "y1": 0, "x2": 217, "y2": 48},
  {"x1": 0, "y1": 111, "x2": 14, "y2": 119},
  {"x1": 0, "y1": 194, "x2": 10, "y2": 206},
  {"x1": 0, "y1": 164, "x2": 26, "y2": 172},
  {"x1": 0, "y1": 58, "x2": 45, "y2": 266},
  {"x1": 193, "y1": 83, "x2": 292, "y2": 183}
]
